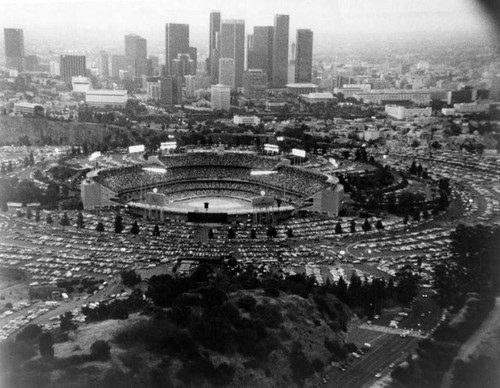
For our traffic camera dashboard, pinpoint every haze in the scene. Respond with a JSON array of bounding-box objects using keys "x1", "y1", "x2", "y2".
[{"x1": 0, "y1": 0, "x2": 494, "y2": 54}]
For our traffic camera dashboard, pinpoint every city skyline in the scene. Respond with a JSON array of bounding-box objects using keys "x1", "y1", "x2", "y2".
[{"x1": 0, "y1": 0, "x2": 494, "y2": 54}]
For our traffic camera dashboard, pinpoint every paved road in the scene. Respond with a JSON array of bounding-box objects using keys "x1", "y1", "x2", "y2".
[{"x1": 326, "y1": 334, "x2": 419, "y2": 388}]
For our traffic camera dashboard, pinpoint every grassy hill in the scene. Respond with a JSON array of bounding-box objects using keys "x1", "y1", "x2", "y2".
[
  {"x1": 0, "y1": 269, "x2": 354, "y2": 388},
  {"x1": 0, "y1": 116, "x2": 169, "y2": 149}
]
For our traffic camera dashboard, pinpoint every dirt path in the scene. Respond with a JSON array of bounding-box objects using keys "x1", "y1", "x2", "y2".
[{"x1": 440, "y1": 296, "x2": 500, "y2": 388}]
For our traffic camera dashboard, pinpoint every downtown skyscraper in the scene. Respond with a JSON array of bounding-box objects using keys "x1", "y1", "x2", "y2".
[
  {"x1": 60, "y1": 55, "x2": 86, "y2": 84},
  {"x1": 295, "y1": 29, "x2": 313, "y2": 83},
  {"x1": 4, "y1": 28, "x2": 25, "y2": 71},
  {"x1": 271, "y1": 14, "x2": 289, "y2": 88},
  {"x1": 165, "y1": 23, "x2": 189, "y2": 76},
  {"x1": 125, "y1": 34, "x2": 147, "y2": 77},
  {"x1": 208, "y1": 11, "x2": 221, "y2": 82},
  {"x1": 248, "y1": 26, "x2": 273, "y2": 81},
  {"x1": 220, "y1": 19, "x2": 245, "y2": 88}
]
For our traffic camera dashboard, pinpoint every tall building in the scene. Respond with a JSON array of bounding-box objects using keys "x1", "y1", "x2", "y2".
[
  {"x1": 252, "y1": 26, "x2": 273, "y2": 78},
  {"x1": 125, "y1": 34, "x2": 147, "y2": 77},
  {"x1": 211, "y1": 84, "x2": 231, "y2": 111},
  {"x1": 111, "y1": 55, "x2": 126, "y2": 78},
  {"x1": 219, "y1": 58, "x2": 235, "y2": 89},
  {"x1": 490, "y1": 74, "x2": 500, "y2": 102},
  {"x1": 147, "y1": 55, "x2": 159, "y2": 76},
  {"x1": 288, "y1": 41, "x2": 296, "y2": 83},
  {"x1": 160, "y1": 76, "x2": 182, "y2": 105},
  {"x1": 99, "y1": 51, "x2": 109, "y2": 77},
  {"x1": 243, "y1": 69, "x2": 267, "y2": 100},
  {"x1": 60, "y1": 55, "x2": 86, "y2": 84},
  {"x1": 220, "y1": 20, "x2": 245, "y2": 88},
  {"x1": 25, "y1": 55, "x2": 39, "y2": 71},
  {"x1": 4, "y1": 28, "x2": 25, "y2": 71},
  {"x1": 247, "y1": 34, "x2": 255, "y2": 69},
  {"x1": 188, "y1": 47, "x2": 197, "y2": 71},
  {"x1": 165, "y1": 23, "x2": 189, "y2": 76},
  {"x1": 208, "y1": 11, "x2": 221, "y2": 79},
  {"x1": 271, "y1": 14, "x2": 289, "y2": 88},
  {"x1": 172, "y1": 53, "x2": 195, "y2": 79},
  {"x1": 185, "y1": 75, "x2": 196, "y2": 98},
  {"x1": 295, "y1": 29, "x2": 313, "y2": 83}
]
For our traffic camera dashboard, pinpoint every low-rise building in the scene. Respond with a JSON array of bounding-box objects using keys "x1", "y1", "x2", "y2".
[
  {"x1": 385, "y1": 105, "x2": 432, "y2": 120},
  {"x1": 85, "y1": 90, "x2": 128, "y2": 108}
]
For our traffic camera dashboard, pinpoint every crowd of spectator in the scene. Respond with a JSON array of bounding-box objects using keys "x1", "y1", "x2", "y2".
[
  {"x1": 159, "y1": 152, "x2": 280, "y2": 169},
  {"x1": 93, "y1": 156, "x2": 330, "y2": 203}
]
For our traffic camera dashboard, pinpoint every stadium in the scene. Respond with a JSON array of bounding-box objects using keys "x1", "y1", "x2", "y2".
[{"x1": 81, "y1": 151, "x2": 343, "y2": 223}]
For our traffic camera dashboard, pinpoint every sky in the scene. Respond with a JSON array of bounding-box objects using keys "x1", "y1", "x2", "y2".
[{"x1": 0, "y1": 0, "x2": 495, "y2": 54}]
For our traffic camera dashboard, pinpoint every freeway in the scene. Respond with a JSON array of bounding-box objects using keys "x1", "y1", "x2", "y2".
[{"x1": 326, "y1": 334, "x2": 419, "y2": 388}]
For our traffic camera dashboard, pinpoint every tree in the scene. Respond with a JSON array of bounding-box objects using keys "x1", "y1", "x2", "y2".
[
  {"x1": 208, "y1": 228, "x2": 214, "y2": 239},
  {"x1": 121, "y1": 270, "x2": 141, "y2": 287},
  {"x1": 267, "y1": 226, "x2": 277, "y2": 239},
  {"x1": 60, "y1": 311, "x2": 76, "y2": 332},
  {"x1": 90, "y1": 340, "x2": 111, "y2": 360},
  {"x1": 26, "y1": 207, "x2": 32, "y2": 220},
  {"x1": 35, "y1": 209, "x2": 40, "y2": 222},
  {"x1": 375, "y1": 219, "x2": 384, "y2": 230},
  {"x1": 46, "y1": 214, "x2": 53, "y2": 225},
  {"x1": 114, "y1": 213, "x2": 124, "y2": 233},
  {"x1": 395, "y1": 265, "x2": 419, "y2": 306},
  {"x1": 96, "y1": 221, "x2": 105, "y2": 232},
  {"x1": 76, "y1": 211, "x2": 84, "y2": 229},
  {"x1": 350, "y1": 219, "x2": 356, "y2": 233},
  {"x1": 39, "y1": 332, "x2": 54, "y2": 358},
  {"x1": 409, "y1": 161, "x2": 417, "y2": 175},
  {"x1": 250, "y1": 229, "x2": 256, "y2": 239},
  {"x1": 413, "y1": 211, "x2": 421, "y2": 222},
  {"x1": 130, "y1": 220, "x2": 140, "y2": 235},
  {"x1": 362, "y1": 218, "x2": 372, "y2": 232},
  {"x1": 227, "y1": 227, "x2": 236, "y2": 239},
  {"x1": 60, "y1": 212, "x2": 70, "y2": 228},
  {"x1": 335, "y1": 221, "x2": 343, "y2": 234},
  {"x1": 153, "y1": 224, "x2": 160, "y2": 237},
  {"x1": 29, "y1": 151, "x2": 35, "y2": 165},
  {"x1": 287, "y1": 228, "x2": 294, "y2": 238}
]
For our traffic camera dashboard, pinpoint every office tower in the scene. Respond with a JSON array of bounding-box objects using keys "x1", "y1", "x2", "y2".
[
  {"x1": 243, "y1": 69, "x2": 267, "y2": 100},
  {"x1": 211, "y1": 84, "x2": 230, "y2": 111},
  {"x1": 219, "y1": 58, "x2": 235, "y2": 89},
  {"x1": 295, "y1": 29, "x2": 313, "y2": 83},
  {"x1": 271, "y1": 14, "x2": 289, "y2": 88},
  {"x1": 25, "y1": 55, "x2": 39, "y2": 71},
  {"x1": 209, "y1": 11, "x2": 221, "y2": 78},
  {"x1": 165, "y1": 23, "x2": 189, "y2": 75},
  {"x1": 147, "y1": 77, "x2": 161, "y2": 100},
  {"x1": 49, "y1": 61, "x2": 60, "y2": 77},
  {"x1": 185, "y1": 75, "x2": 196, "y2": 98},
  {"x1": 4, "y1": 28, "x2": 25, "y2": 71},
  {"x1": 220, "y1": 20, "x2": 245, "y2": 88},
  {"x1": 111, "y1": 55, "x2": 126, "y2": 78},
  {"x1": 160, "y1": 76, "x2": 182, "y2": 104},
  {"x1": 188, "y1": 47, "x2": 197, "y2": 72},
  {"x1": 490, "y1": 74, "x2": 500, "y2": 101},
  {"x1": 147, "y1": 56, "x2": 159, "y2": 76},
  {"x1": 125, "y1": 34, "x2": 147, "y2": 77},
  {"x1": 60, "y1": 55, "x2": 86, "y2": 84},
  {"x1": 99, "y1": 51, "x2": 109, "y2": 77},
  {"x1": 247, "y1": 34, "x2": 255, "y2": 69},
  {"x1": 288, "y1": 41, "x2": 296, "y2": 83},
  {"x1": 252, "y1": 26, "x2": 273, "y2": 79},
  {"x1": 172, "y1": 53, "x2": 193, "y2": 79}
]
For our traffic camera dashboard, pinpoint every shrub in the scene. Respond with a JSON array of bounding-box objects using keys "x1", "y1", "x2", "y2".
[
  {"x1": 237, "y1": 295, "x2": 257, "y2": 312},
  {"x1": 90, "y1": 340, "x2": 111, "y2": 360}
]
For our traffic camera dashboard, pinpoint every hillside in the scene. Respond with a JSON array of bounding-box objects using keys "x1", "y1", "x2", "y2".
[
  {"x1": 0, "y1": 269, "x2": 354, "y2": 388},
  {"x1": 0, "y1": 116, "x2": 169, "y2": 149}
]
